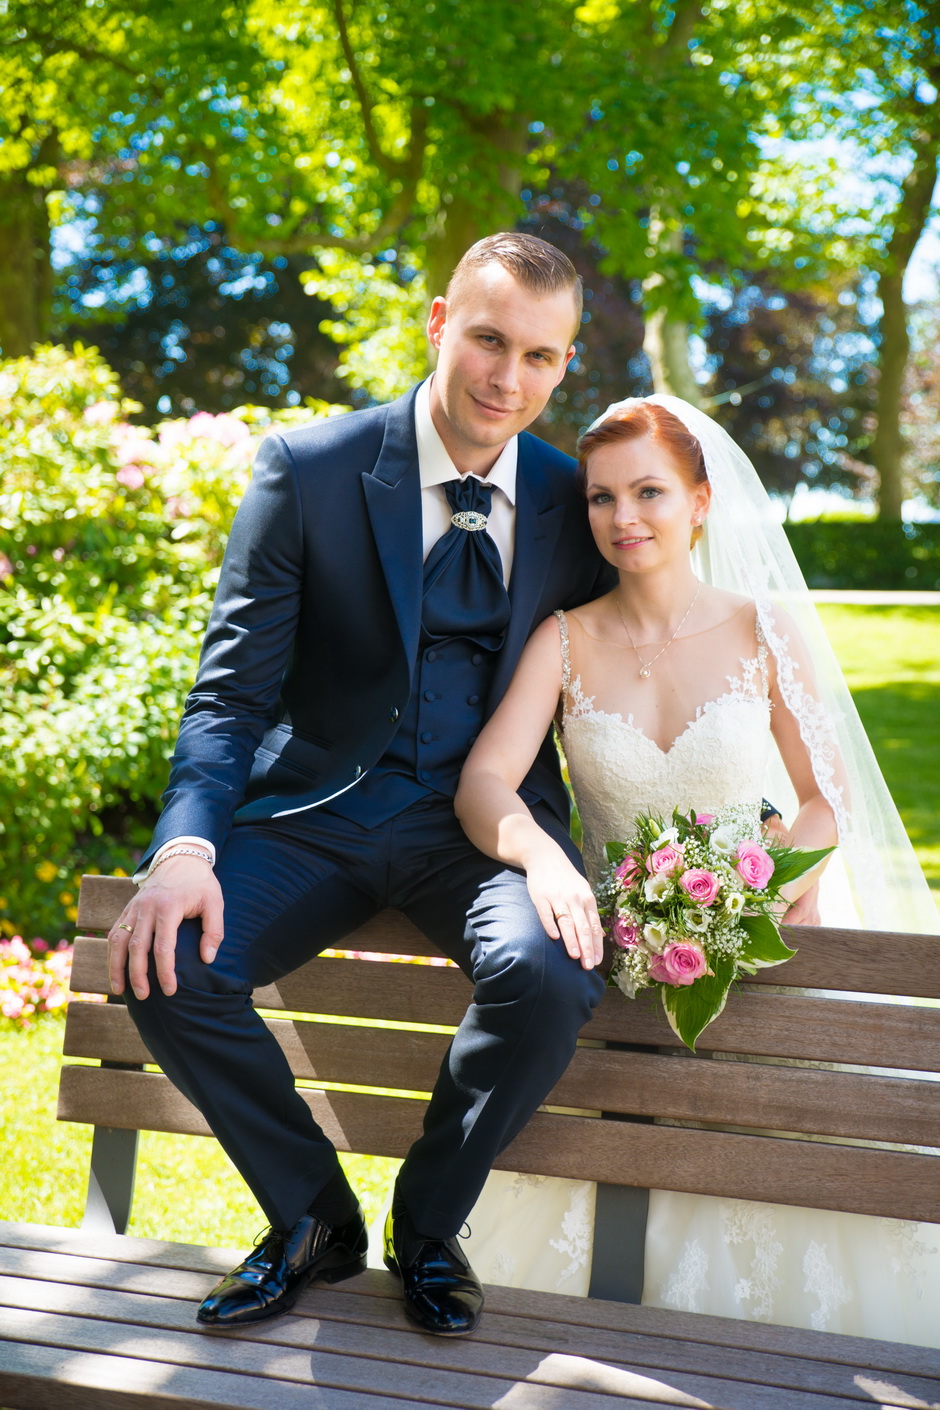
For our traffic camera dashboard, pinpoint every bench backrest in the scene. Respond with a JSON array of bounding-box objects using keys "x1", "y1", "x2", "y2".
[{"x1": 62, "y1": 875, "x2": 940, "y2": 1240}]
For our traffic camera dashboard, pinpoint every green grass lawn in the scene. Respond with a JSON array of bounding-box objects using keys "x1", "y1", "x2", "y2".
[
  {"x1": 2, "y1": 603, "x2": 937, "y2": 1249},
  {"x1": 816, "y1": 604, "x2": 940, "y2": 905}
]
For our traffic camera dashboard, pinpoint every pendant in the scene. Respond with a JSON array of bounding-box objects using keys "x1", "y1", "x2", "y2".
[{"x1": 639, "y1": 667, "x2": 651, "y2": 679}]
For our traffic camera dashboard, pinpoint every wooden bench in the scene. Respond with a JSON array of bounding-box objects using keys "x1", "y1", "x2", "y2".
[{"x1": 1, "y1": 873, "x2": 938, "y2": 1409}]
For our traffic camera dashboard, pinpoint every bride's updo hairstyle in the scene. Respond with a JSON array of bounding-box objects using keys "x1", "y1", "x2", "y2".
[{"x1": 577, "y1": 400, "x2": 709, "y2": 543}]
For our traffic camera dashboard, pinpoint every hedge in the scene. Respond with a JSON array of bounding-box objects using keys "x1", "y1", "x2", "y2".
[{"x1": 783, "y1": 521, "x2": 940, "y2": 591}]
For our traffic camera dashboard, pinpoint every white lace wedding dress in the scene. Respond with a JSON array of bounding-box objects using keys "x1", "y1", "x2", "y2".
[{"x1": 458, "y1": 608, "x2": 940, "y2": 1348}]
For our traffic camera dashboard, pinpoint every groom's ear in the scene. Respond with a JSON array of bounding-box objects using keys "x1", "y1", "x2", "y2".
[
  {"x1": 556, "y1": 344, "x2": 577, "y2": 385},
  {"x1": 427, "y1": 296, "x2": 448, "y2": 352}
]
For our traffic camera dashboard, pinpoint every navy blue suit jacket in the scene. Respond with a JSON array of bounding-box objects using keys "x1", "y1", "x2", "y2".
[{"x1": 145, "y1": 383, "x2": 611, "y2": 866}]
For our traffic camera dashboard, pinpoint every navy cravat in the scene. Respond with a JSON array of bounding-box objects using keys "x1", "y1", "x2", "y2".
[{"x1": 421, "y1": 476, "x2": 511, "y2": 649}]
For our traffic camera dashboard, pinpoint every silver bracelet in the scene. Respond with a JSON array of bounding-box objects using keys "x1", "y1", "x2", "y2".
[{"x1": 148, "y1": 846, "x2": 213, "y2": 875}]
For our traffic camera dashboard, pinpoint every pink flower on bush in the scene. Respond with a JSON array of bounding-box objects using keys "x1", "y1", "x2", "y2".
[
  {"x1": 695, "y1": 812, "x2": 714, "y2": 826},
  {"x1": 735, "y1": 841, "x2": 775, "y2": 890},
  {"x1": 116, "y1": 464, "x2": 146, "y2": 489},
  {"x1": 679, "y1": 869, "x2": 721, "y2": 906},
  {"x1": 611, "y1": 914, "x2": 640, "y2": 948},
  {"x1": 648, "y1": 942, "x2": 708, "y2": 987},
  {"x1": 615, "y1": 855, "x2": 640, "y2": 887},
  {"x1": 188, "y1": 411, "x2": 252, "y2": 447},
  {"x1": 646, "y1": 844, "x2": 684, "y2": 876}
]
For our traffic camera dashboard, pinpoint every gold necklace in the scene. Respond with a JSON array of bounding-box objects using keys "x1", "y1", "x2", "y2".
[{"x1": 616, "y1": 582, "x2": 702, "y2": 679}]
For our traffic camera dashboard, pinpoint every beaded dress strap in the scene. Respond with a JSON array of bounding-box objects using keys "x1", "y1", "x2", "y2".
[{"x1": 554, "y1": 609, "x2": 571, "y2": 722}]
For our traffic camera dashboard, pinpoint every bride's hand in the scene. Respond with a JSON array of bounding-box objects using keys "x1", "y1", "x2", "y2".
[{"x1": 525, "y1": 857, "x2": 605, "y2": 971}]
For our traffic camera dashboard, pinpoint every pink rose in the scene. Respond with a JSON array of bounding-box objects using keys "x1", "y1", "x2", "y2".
[
  {"x1": 695, "y1": 812, "x2": 714, "y2": 826},
  {"x1": 735, "y1": 841, "x2": 775, "y2": 890},
  {"x1": 610, "y1": 914, "x2": 640, "y2": 949},
  {"x1": 615, "y1": 856, "x2": 640, "y2": 887},
  {"x1": 646, "y1": 844, "x2": 684, "y2": 875},
  {"x1": 648, "y1": 942, "x2": 708, "y2": 987},
  {"x1": 679, "y1": 868, "x2": 721, "y2": 906}
]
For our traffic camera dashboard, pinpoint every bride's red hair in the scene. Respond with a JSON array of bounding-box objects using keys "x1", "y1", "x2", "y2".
[{"x1": 577, "y1": 401, "x2": 708, "y2": 493}]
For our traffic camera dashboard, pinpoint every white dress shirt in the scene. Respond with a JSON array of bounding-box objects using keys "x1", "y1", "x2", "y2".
[{"x1": 141, "y1": 377, "x2": 520, "y2": 876}]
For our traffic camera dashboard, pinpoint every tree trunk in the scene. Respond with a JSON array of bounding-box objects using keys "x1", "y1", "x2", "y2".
[
  {"x1": 642, "y1": 216, "x2": 704, "y2": 406},
  {"x1": 871, "y1": 125, "x2": 939, "y2": 520},
  {"x1": 0, "y1": 171, "x2": 52, "y2": 357}
]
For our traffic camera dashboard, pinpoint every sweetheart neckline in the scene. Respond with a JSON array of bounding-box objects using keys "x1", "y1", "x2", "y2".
[{"x1": 564, "y1": 693, "x2": 770, "y2": 759}]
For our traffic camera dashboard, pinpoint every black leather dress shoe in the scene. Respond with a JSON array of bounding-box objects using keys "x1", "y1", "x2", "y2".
[
  {"x1": 197, "y1": 1204, "x2": 368, "y2": 1327},
  {"x1": 383, "y1": 1186, "x2": 484, "y2": 1336}
]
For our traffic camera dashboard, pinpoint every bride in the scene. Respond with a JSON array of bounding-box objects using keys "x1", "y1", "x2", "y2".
[{"x1": 453, "y1": 394, "x2": 939, "y2": 1346}]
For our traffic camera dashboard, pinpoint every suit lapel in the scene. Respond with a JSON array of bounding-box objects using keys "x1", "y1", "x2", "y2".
[
  {"x1": 490, "y1": 433, "x2": 566, "y2": 703},
  {"x1": 362, "y1": 385, "x2": 424, "y2": 666}
]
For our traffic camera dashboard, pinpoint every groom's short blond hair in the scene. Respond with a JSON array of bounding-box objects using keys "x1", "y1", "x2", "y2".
[{"x1": 446, "y1": 233, "x2": 583, "y2": 334}]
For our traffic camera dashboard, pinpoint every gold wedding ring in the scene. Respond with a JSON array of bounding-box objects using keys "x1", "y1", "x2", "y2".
[{"x1": 117, "y1": 923, "x2": 133, "y2": 932}]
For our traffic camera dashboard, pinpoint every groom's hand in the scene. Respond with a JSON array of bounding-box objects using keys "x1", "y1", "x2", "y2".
[{"x1": 108, "y1": 856, "x2": 224, "y2": 1001}]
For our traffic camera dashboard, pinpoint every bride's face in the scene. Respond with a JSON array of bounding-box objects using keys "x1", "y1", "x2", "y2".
[{"x1": 584, "y1": 434, "x2": 710, "y2": 573}]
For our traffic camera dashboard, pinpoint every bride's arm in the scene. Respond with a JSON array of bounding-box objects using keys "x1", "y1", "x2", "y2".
[
  {"x1": 768, "y1": 650, "x2": 840, "y2": 911},
  {"x1": 455, "y1": 616, "x2": 604, "y2": 970}
]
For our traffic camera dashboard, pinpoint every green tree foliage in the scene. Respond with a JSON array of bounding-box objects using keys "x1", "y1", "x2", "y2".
[
  {"x1": 0, "y1": 0, "x2": 265, "y2": 355},
  {"x1": 750, "y1": 0, "x2": 940, "y2": 517},
  {"x1": 0, "y1": 344, "x2": 344, "y2": 938}
]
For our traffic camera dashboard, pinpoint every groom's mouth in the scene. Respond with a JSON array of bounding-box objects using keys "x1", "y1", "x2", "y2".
[{"x1": 471, "y1": 396, "x2": 518, "y2": 418}]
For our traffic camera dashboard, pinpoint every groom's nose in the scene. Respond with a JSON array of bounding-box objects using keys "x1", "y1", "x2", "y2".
[{"x1": 488, "y1": 355, "x2": 521, "y2": 396}]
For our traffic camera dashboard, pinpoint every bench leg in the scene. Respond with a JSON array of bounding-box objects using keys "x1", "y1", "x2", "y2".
[
  {"x1": 82, "y1": 1127, "x2": 139, "y2": 1236},
  {"x1": 588, "y1": 1183, "x2": 649, "y2": 1303}
]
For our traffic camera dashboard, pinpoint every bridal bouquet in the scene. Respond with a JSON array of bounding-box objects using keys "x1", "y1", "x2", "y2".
[{"x1": 597, "y1": 803, "x2": 832, "y2": 1051}]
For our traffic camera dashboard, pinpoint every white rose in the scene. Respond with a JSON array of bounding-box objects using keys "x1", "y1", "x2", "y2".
[
  {"x1": 644, "y1": 921, "x2": 669, "y2": 952},
  {"x1": 710, "y1": 826, "x2": 736, "y2": 856},
  {"x1": 653, "y1": 826, "x2": 680, "y2": 849},
  {"x1": 644, "y1": 872, "x2": 671, "y2": 903}
]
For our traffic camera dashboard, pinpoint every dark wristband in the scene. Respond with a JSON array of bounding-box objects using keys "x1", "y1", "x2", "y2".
[{"x1": 760, "y1": 799, "x2": 782, "y2": 823}]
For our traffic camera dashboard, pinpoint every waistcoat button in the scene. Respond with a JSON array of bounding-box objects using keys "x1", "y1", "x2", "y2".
[
  {"x1": 424, "y1": 690, "x2": 437, "y2": 702},
  {"x1": 421, "y1": 731, "x2": 434, "y2": 744},
  {"x1": 426, "y1": 649, "x2": 438, "y2": 662},
  {"x1": 471, "y1": 652, "x2": 483, "y2": 665},
  {"x1": 467, "y1": 694, "x2": 479, "y2": 706}
]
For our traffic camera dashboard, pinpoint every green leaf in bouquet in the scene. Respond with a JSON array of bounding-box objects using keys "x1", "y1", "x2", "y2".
[
  {"x1": 738, "y1": 912, "x2": 798, "y2": 968},
  {"x1": 765, "y1": 845, "x2": 835, "y2": 889},
  {"x1": 605, "y1": 841, "x2": 628, "y2": 865},
  {"x1": 660, "y1": 953, "x2": 737, "y2": 1052}
]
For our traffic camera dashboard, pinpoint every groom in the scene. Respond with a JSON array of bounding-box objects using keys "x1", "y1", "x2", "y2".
[{"x1": 108, "y1": 232, "x2": 613, "y2": 1337}]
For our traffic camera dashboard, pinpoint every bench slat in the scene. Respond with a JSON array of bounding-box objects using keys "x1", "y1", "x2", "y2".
[
  {"x1": 69, "y1": 937, "x2": 940, "y2": 1070},
  {"x1": 4, "y1": 1269, "x2": 927, "y2": 1410},
  {"x1": 3, "y1": 1225, "x2": 935, "y2": 1382},
  {"x1": 62, "y1": 1000, "x2": 940, "y2": 1147},
  {"x1": 56, "y1": 1067, "x2": 940, "y2": 1222},
  {"x1": 76, "y1": 878, "x2": 940, "y2": 998},
  {"x1": 4, "y1": 1249, "x2": 937, "y2": 1407}
]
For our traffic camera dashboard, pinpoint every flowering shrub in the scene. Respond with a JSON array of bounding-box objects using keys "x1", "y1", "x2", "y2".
[
  {"x1": 0, "y1": 345, "x2": 347, "y2": 940},
  {"x1": 0, "y1": 936, "x2": 73, "y2": 1027}
]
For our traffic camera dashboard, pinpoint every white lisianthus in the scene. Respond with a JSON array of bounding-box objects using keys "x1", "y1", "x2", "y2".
[
  {"x1": 644, "y1": 872, "x2": 671, "y2": 902},
  {"x1": 614, "y1": 967, "x2": 641, "y2": 999},
  {"x1": 724, "y1": 891, "x2": 746, "y2": 916},
  {"x1": 710, "y1": 825, "x2": 736, "y2": 856},
  {"x1": 686, "y1": 908, "x2": 710, "y2": 932},
  {"x1": 644, "y1": 921, "x2": 669, "y2": 952},
  {"x1": 653, "y1": 826, "x2": 680, "y2": 849}
]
